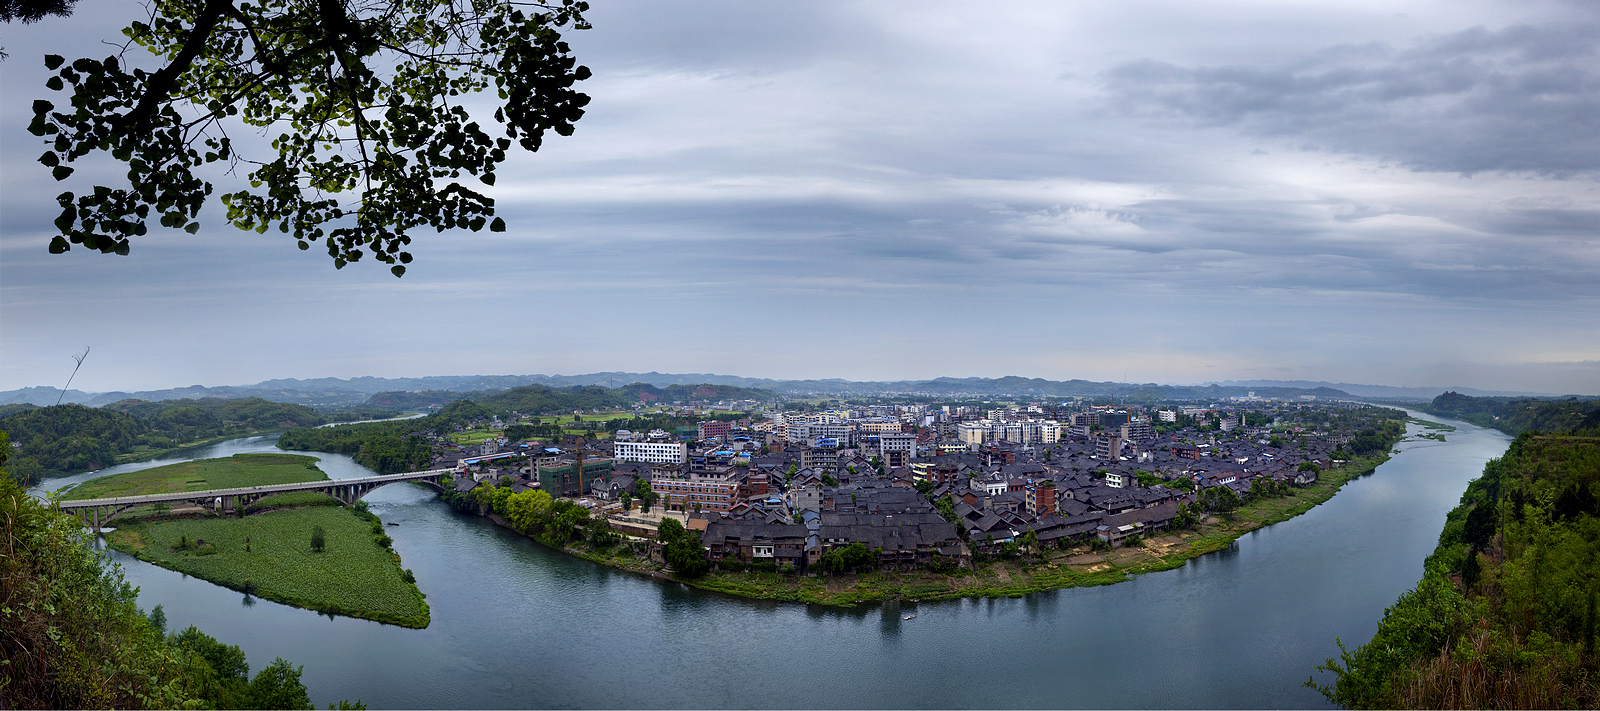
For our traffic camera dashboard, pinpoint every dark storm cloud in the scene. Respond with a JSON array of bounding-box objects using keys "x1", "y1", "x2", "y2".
[{"x1": 1103, "y1": 23, "x2": 1600, "y2": 175}]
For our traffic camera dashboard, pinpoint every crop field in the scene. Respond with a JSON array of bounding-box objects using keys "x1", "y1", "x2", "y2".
[
  {"x1": 65, "y1": 453, "x2": 329, "y2": 500},
  {"x1": 108, "y1": 507, "x2": 429, "y2": 628},
  {"x1": 246, "y1": 491, "x2": 340, "y2": 511}
]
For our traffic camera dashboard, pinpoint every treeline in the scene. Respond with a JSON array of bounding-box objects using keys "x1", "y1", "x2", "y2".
[
  {"x1": 440, "y1": 483, "x2": 624, "y2": 551},
  {"x1": 277, "y1": 400, "x2": 493, "y2": 474},
  {"x1": 0, "y1": 398, "x2": 326, "y2": 483},
  {"x1": 1310, "y1": 422, "x2": 1600, "y2": 708},
  {"x1": 0, "y1": 433, "x2": 343, "y2": 709},
  {"x1": 1426, "y1": 391, "x2": 1600, "y2": 436},
  {"x1": 362, "y1": 382, "x2": 776, "y2": 413}
]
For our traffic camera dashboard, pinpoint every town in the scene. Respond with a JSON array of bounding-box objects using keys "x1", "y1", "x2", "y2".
[{"x1": 424, "y1": 395, "x2": 1405, "y2": 577}]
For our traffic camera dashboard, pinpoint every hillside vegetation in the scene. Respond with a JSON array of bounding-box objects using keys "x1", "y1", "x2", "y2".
[
  {"x1": 1426, "y1": 392, "x2": 1600, "y2": 436},
  {"x1": 0, "y1": 432, "x2": 332, "y2": 709},
  {"x1": 0, "y1": 398, "x2": 327, "y2": 484},
  {"x1": 1310, "y1": 422, "x2": 1600, "y2": 708},
  {"x1": 364, "y1": 382, "x2": 776, "y2": 412}
]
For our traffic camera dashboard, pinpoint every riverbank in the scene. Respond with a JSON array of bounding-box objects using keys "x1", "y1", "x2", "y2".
[
  {"x1": 462, "y1": 450, "x2": 1399, "y2": 607},
  {"x1": 106, "y1": 506, "x2": 430, "y2": 628}
]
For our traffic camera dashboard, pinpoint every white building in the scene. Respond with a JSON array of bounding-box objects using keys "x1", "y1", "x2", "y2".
[{"x1": 613, "y1": 440, "x2": 687, "y2": 465}]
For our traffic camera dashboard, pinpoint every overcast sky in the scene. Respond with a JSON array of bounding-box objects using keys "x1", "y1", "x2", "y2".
[{"x1": 2, "y1": 0, "x2": 1597, "y2": 394}]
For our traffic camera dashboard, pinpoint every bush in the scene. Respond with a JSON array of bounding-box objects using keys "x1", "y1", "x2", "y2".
[{"x1": 310, "y1": 525, "x2": 326, "y2": 553}]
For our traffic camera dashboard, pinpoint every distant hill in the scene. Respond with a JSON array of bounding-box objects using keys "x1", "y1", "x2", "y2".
[
  {"x1": 1423, "y1": 391, "x2": 1600, "y2": 435},
  {"x1": 1, "y1": 371, "x2": 1360, "y2": 406},
  {"x1": 1214, "y1": 379, "x2": 1583, "y2": 400},
  {"x1": 0, "y1": 398, "x2": 326, "y2": 483}
]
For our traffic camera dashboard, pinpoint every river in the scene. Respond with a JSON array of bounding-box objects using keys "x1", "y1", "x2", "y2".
[{"x1": 41, "y1": 411, "x2": 1509, "y2": 708}]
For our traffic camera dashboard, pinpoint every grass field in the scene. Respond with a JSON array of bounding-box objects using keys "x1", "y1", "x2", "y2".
[
  {"x1": 64, "y1": 453, "x2": 329, "y2": 500},
  {"x1": 107, "y1": 507, "x2": 429, "y2": 628}
]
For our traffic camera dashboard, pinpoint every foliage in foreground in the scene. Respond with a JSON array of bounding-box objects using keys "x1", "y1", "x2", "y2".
[
  {"x1": 1309, "y1": 432, "x2": 1600, "y2": 708},
  {"x1": 0, "y1": 431, "x2": 334, "y2": 708}
]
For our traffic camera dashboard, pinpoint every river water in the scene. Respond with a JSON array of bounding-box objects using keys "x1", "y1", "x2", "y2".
[{"x1": 43, "y1": 412, "x2": 1509, "y2": 708}]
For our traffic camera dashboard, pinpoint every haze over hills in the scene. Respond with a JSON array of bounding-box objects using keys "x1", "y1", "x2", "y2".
[
  {"x1": 1206, "y1": 380, "x2": 1584, "y2": 400},
  {"x1": 2, "y1": 371, "x2": 1588, "y2": 409}
]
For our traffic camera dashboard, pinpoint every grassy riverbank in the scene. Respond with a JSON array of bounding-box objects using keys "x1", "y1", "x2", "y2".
[
  {"x1": 63, "y1": 453, "x2": 329, "y2": 500},
  {"x1": 107, "y1": 506, "x2": 430, "y2": 628}
]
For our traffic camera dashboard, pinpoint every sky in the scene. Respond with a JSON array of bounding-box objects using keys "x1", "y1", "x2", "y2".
[{"x1": 1, "y1": 0, "x2": 1598, "y2": 395}]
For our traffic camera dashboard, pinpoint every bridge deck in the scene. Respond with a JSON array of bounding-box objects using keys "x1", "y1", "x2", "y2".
[{"x1": 57, "y1": 468, "x2": 455, "y2": 509}]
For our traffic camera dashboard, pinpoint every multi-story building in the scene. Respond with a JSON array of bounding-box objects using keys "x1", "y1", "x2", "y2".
[
  {"x1": 613, "y1": 440, "x2": 688, "y2": 465},
  {"x1": 1025, "y1": 481, "x2": 1058, "y2": 517},
  {"x1": 857, "y1": 418, "x2": 903, "y2": 434},
  {"x1": 879, "y1": 432, "x2": 917, "y2": 465},
  {"x1": 787, "y1": 421, "x2": 851, "y2": 444},
  {"x1": 1121, "y1": 421, "x2": 1154, "y2": 445},
  {"x1": 957, "y1": 422, "x2": 991, "y2": 446},
  {"x1": 1093, "y1": 431, "x2": 1123, "y2": 460},
  {"x1": 651, "y1": 473, "x2": 738, "y2": 513},
  {"x1": 1157, "y1": 410, "x2": 1178, "y2": 422},
  {"x1": 698, "y1": 420, "x2": 732, "y2": 441}
]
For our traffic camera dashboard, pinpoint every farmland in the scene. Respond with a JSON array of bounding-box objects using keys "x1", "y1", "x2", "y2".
[
  {"x1": 107, "y1": 506, "x2": 430, "y2": 628},
  {"x1": 62, "y1": 453, "x2": 329, "y2": 500}
]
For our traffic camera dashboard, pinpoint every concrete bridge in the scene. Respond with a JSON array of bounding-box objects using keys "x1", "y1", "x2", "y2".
[{"x1": 58, "y1": 468, "x2": 456, "y2": 531}]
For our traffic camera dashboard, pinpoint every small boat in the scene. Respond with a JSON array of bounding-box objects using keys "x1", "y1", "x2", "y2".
[
  {"x1": 387, "y1": 522, "x2": 399, "y2": 526},
  {"x1": 902, "y1": 614, "x2": 916, "y2": 620}
]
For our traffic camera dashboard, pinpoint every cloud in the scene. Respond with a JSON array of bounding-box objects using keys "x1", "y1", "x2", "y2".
[{"x1": 1102, "y1": 23, "x2": 1600, "y2": 175}]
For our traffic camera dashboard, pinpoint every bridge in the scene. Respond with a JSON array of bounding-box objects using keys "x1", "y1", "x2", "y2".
[{"x1": 58, "y1": 468, "x2": 456, "y2": 531}]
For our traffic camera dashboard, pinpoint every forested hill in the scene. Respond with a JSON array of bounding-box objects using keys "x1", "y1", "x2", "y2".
[
  {"x1": 1425, "y1": 391, "x2": 1600, "y2": 435},
  {"x1": 363, "y1": 382, "x2": 777, "y2": 412},
  {"x1": 1311, "y1": 418, "x2": 1600, "y2": 708},
  {"x1": 0, "y1": 398, "x2": 326, "y2": 483}
]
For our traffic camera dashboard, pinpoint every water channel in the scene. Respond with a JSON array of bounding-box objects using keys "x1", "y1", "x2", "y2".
[{"x1": 39, "y1": 410, "x2": 1510, "y2": 708}]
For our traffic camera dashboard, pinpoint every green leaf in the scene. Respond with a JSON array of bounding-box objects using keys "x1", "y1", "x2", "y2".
[
  {"x1": 45, "y1": 76, "x2": 63, "y2": 91},
  {"x1": 390, "y1": 265, "x2": 406, "y2": 278},
  {"x1": 489, "y1": 217, "x2": 506, "y2": 232},
  {"x1": 39, "y1": 152, "x2": 59, "y2": 167},
  {"x1": 185, "y1": 223, "x2": 201, "y2": 234},
  {"x1": 44, "y1": 55, "x2": 64, "y2": 70},
  {"x1": 48, "y1": 236, "x2": 70, "y2": 254},
  {"x1": 52, "y1": 166, "x2": 74, "y2": 181}
]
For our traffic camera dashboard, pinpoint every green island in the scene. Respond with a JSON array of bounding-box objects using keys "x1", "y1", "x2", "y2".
[
  {"x1": 65, "y1": 453, "x2": 429, "y2": 629},
  {"x1": 1310, "y1": 412, "x2": 1600, "y2": 708}
]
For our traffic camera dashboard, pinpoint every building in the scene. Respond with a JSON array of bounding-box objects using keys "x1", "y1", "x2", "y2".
[
  {"x1": 879, "y1": 432, "x2": 917, "y2": 465},
  {"x1": 1094, "y1": 431, "x2": 1123, "y2": 460},
  {"x1": 788, "y1": 421, "x2": 851, "y2": 444},
  {"x1": 1025, "y1": 481, "x2": 1057, "y2": 517},
  {"x1": 613, "y1": 440, "x2": 688, "y2": 465},
  {"x1": 1121, "y1": 421, "x2": 1154, "y2": 445},
  {"x1": 652, "y1": 473, "x2": 739, "y2": 513},
  {"x1": 698, "y1": 420, "x2": 732, "y2": 441}
]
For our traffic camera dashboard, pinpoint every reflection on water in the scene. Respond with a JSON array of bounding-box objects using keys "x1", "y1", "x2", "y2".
[{"x1": 95, "y1": 410, "x2": 1507, "y2": 709}]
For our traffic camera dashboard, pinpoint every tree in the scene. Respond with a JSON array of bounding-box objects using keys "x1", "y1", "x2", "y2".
[
  {"x1": 635, "y1": 479, "x2": 654, "y2": 515},
  {"x1": 310, "y1": 525, "x2": 325, "y2": 552},
  {"x1": 26, "y1": 0, "x2": 592, "y2": 276},
  {"x1": 246, "y1": 657, "x2": 314, "y2": 710}
]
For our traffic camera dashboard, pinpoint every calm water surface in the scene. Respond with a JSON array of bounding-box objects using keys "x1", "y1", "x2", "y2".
[{"x1": 54, "y1": 411, "x2": 1508, "y2": 708}]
